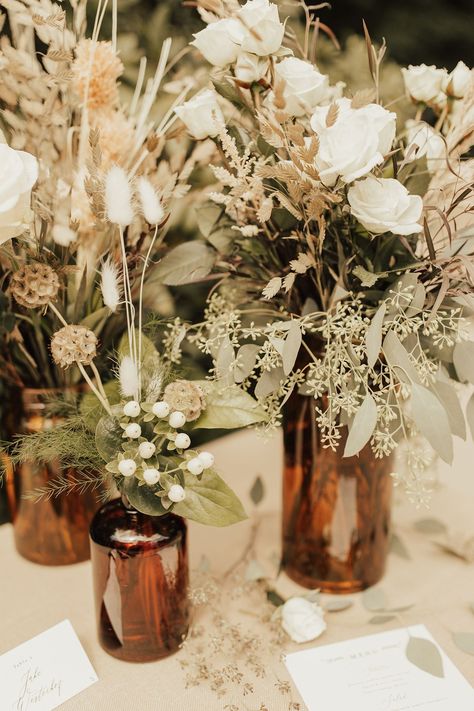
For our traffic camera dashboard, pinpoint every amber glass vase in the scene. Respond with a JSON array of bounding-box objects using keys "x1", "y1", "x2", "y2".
[
  {"x1": 282, "y1": 391, "x2": 393, "y2": 593},
  {"x1": 4, "y1": 388, "x2": 99, "y2": 565},
  {"x1": 90, "y1": 496, "x2": 190, "y2": 662}
]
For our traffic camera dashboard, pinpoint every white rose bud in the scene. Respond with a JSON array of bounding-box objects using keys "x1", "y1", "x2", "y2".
[
  {"x1": 281, "y1": 597, "x2": 327, "y2": 643},
  {"x1": 143, "y1": 467, "x2": 160, "y2": 485},
  {"x1": 125, "y1": 423, "x2": 141, "y2": 439},
  {"x1": 234, "y1": 52, "x2": 269, "y2": 84},
  {"x1": 152, "y1": 401, "x2": 170, "y2": 418},
  {"x1": 401, "y1": 64, "x2": 448, "y2": 103},
  {"x1": 272, "y1": 58, "x2": 330, "y2": 117},
  {"x1": 123, "y1": 400, "x2": 141, "y2": 418},
  {"x1": 443, "y1": 60, "x2": 473, "y2": 99},
  {"x1": 174, "y1": 89, "x2": 224, "y2": 140},
  {"x1": 138, "y1": 441, "x2": 156, "y2": 459},
  {"x1": 168, "y1": 484, "x2": 186, "y2": 503},
  {"x1": 237, "y1": 0, "x2": 284, "y2": 56},
  {"x1": 348, "y1": 176, "x2": 423, "y2": 236},
  {"x1": 197, "y1": 451, "x2": 215, "y2": 469},
  {"x1": 0, "y1": 137, "x2": 38, "y2": 244},
  {"x1": 405, "y1": 120, "x2": 445, "y2": 173},
  {"x1": 191, "y1": 18, "x2": 243, "y2": 67},
  {"x1": 169, "y1": 411, "x2": 186, "y2": 429},
  {"x1": 118, "y1": 458, "x2": 137, "y2": 477},
  {"x1": 175, "y1": 433, "x2": 191, "y2": 449},
  {"x1": 187, "y1": 457, "x2": 204, "y2": 476}
]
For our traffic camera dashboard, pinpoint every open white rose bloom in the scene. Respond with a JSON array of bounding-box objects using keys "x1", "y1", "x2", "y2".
[
  {"x1": 168, "y1": 1, "x2": 474, "y2": 501},
  {"x1": 0, "y1": 135, "x2": 38, "y2": 243}
]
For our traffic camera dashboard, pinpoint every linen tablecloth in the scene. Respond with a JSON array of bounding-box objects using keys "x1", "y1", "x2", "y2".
[{"x1": 1, "y1": 428, "x2": 474, "y2": 710}]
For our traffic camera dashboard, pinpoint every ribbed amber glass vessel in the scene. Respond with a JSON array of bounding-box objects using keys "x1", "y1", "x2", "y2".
[
  {"x1": 282, "y1": 391, "x2": 393, "y2": 593},
  {"x1": 4, "y1": 388, "x2": 98, "y2": 565},
  {"x1": 90, "y1": 497, "x2": 190, "y2": 662}
]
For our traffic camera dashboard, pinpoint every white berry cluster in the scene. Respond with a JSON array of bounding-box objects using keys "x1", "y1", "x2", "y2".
[{"x1": 106, "y1": 395, "x2": 215, "y2": 508}]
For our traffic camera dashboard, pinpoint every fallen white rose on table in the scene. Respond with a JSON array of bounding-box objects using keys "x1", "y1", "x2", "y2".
[
  {"x1": 174, "y1": 89, "x2": 224, "y2": 140},
  {"x1": 401, "y1": 63, "x2": 448, "y2": 104},
  {"x1": 281, "y1": 597, "x2": 327, "y2": 643},
  {"x1": 348, "y1": 175, "x2": 423, "y2": 236},
  {"x1": 271, "y1": 57, "x2": 330, "y2": 117},
  {"x1": 237, "y1": 0, "x2": 284, "y2": 56},
  {"x1": 0, "y1": 134, "x2": 38, "y2": 243}
]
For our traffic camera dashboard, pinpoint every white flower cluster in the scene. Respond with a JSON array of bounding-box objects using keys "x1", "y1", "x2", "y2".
[
  {"x1": 402, "y1": 61, "x2": 472, "y2": 106},
  {"x1": 0, "y1": 131, "x2": 38, "y2": 244},
  {"x1": 109, "y1": 396, "x2": 215, "y2": 506}
]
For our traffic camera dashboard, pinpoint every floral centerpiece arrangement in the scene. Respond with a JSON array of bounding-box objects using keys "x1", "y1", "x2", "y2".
[{"x1": 164, "y1": 0, "x2": 474, "y2": 591}]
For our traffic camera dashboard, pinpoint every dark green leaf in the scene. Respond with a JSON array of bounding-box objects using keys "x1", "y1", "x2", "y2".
[
  {"x1": 173, "y1": 469, "x2": 247, "y2": 526},
  {"x1": 95, "y1": 416, "x2": 123, "y2": 462},
  {"x1": 122, "y1": 477, "x2": 168, "y2": 516}
]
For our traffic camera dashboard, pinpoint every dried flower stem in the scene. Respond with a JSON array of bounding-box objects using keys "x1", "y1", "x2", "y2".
[{"x1": 138, "y1": 224, "x2": 159, "y2": 398}]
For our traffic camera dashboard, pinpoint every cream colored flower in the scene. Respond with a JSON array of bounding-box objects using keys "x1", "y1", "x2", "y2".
[
  {"x1": 270, "y1": 58, "x2": 330, "y2": 117},
  {"x1": 401, "y1": 64, "x2": 448, "y2": 104},
  {"x1": 92, "y1": 109, "x2": 136, "y2": 168},
  {"x1": 237, "y1": 0, "x2": 284, "y2": 56},
  {"x1": 72, "y1": 40, "x2": 123, "y2": 111},
  {"x1": 191, "y1": 19, "x2": 243, "y2": 67},
  {"x1": 0, "y1": 137, "x2": 38, "y2": 243},
  {"x1": 234, "y1": 53, "x2": 269, "y2": 84},
  {"x1": 405, "y1": 120, "x2": 445, "y2": 173},
  {"x1": 174, "y1": 90, "x2": 224, "y2": 140},
  {"x1": 348, "y1": 176, "x2": 423, "y2": 235},
  {"x1": 443, "y1": 61, "x2": 473, "y2": 99},
  {"x1": 281, "y1": 597, "x2": 327, "y2": 643}
]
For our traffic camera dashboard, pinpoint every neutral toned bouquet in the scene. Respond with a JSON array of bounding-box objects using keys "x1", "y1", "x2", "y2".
[{"x1": 163, "y1": 0, "x2": 474, "y2": 504}]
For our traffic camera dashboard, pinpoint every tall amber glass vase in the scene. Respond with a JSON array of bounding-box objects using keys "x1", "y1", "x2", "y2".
[
  {"x1": 90, "y1": 496, "x2": 190, "y2": 662},
  {"x1": 282, "y1": 391, "x2": 393, "y2": 593},
  {"x1": 4, "y1": 388, "x2": 99, "y2": 565}
]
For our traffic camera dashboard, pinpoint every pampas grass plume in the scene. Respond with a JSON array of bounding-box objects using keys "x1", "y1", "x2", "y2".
[
  {"x1": 105, "y1": 166, "x2": 134, "y2": 226},
  {"x1": 137, "y1": 177, "x2": 164, "y2": 225},
  {"x1": 119, "y1": 355, "x2": 139, "y2": 397},
  {"x1": 100, "y1": 258, "x2": 121, "y2": 312}
]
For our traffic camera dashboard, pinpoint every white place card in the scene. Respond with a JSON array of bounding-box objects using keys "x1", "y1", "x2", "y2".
[
  {"x1": 285, "y1": 624, "x2": 474, "y2": 711},
  {"x1": 0, "y1": 619, "x2": 98, "y2": 711}
]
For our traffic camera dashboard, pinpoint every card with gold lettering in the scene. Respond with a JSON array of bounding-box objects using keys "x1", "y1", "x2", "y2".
[
  {"x1": 0, "y1": 619, "x2": 98, "y2": 711},
  {"x1": 285, "y1": 625, "x2": 474, "y2": 711}
]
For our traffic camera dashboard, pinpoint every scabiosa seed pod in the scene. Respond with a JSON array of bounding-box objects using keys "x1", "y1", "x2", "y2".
[
  {"x1": 163, "y1": 380, "x2": 206, "y2": 422},
  {"x1": 51, "y1": 324, "x2": 98, "y2": 368},
  {"x1": 10, "y1": 263, "x2": 60, "y2": 309}
]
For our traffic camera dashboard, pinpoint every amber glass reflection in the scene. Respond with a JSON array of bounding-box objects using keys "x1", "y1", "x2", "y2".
[
  {"x1": 282, "y1": 392, "x2": 392, "y2": 593},
  {"x1": 90, "y1": 497, "x2": 190, "y2": 662},
  {"x1": 4, "y1": 388, "x2": 98, "y2": 565}
]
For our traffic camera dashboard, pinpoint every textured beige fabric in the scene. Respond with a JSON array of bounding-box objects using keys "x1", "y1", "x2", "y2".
[{"x1": 1, "y1": 428, "x2": 474, "y2": 710}]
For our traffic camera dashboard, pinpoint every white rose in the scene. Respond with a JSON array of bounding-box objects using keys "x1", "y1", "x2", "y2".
[
  {"x1": 443, "y1": 61, "x2": 473, "y2": 99},
  {"x1": 348, "y1": 176, "x2": 423, "y2": 235},
  {"x1": 234, "y1": 52, "x2": 269, "y2": 84},
  {"x1": 237, "y1": 0, "x2": 284, "y2": 56},
  {"x1": 191, "y1": 18, "x2": 243, "y2": 67},
  {"x1": 281, "y1": 597, "x2": 327, "y2": 644},
  {"x1": 174, "y1": 89, "x2": 224, "y2": 140},
  {"x1": 0, "y1": 137, "x2": 38, "y2": 243},
  {"x1": 405, "y1": 120, "x2": 445, "y2": 173},
  {"x1": 401, "y1": 64, "x2": 448, "y2": 103},
  {"x1": 272, "y1": 57, "x2": 330, "y2": 117}
]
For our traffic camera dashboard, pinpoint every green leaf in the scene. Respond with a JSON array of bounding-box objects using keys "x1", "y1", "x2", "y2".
[
  {"x1": 353, "y1": 265, "x2": 385, "y2": 287},
  {"x1": 432, "y1": 380, "x2": 466, "y2": 439},
  {"x1": 406, "y1": 635, "x2": 445, "y2": 678},
  {"x1": 195, "y1": 203, "x2": 222, "y2": 237},
  {"x1": 414, "y1": 517, "x2": 447, "y2": 535},
  {"x1": 383, "y1": 330, "x2": 421, "y2": 384},
  {"x1": 173, "y1": 469, "x2": 248, "y2": 526},
  {"x1": 122, "y1": 477, "x2": 168, "y2": 516},
  {"x1": 196, "y1": 382, "x2": 266, "y2": 429},
  {"x1": 369, "y1": 614, "x2": 396, "y2": 624},
  {"x1": 453, "y1": 632, "x2": 474, "y2": 656},
  {"x1": 467, "y1": 392, "x2": 474, "y2": 439},
  {"x1": 410, "y1": 383, "x2": 453, "y2": 463},
  {"x1": 234, "y1": 344, "x2": 260, "y2": 384},
  {"x1": 255, "y1": 367, "x2": 285, "y2": 399},
  {"x1": 80, "y1": 381, "x2": 121, "y2": 431},
  {"x1": 282, "y1": 321, "x2": 302, "y2": 375},
  {"x1": 390, "y1": 532, "x2": 411, "y2": 560},
  {"x1": 362, "y1": 587, "x2": 388, "y2": 612},
  {"x1": 216, "y1": 336, "x2": 235, "y2": 384},
  {"x1": 151, "y1": 242, "x2": 215, "y2": 285},
  {"x1": 453, "y1": 341, "x2": 474, "y2": 384},
  {"x1": 366, "y1": 303, "x2": 386, "y2": 368},
  {"x1": 344, "y1": 392, "x2": 377, "y2": 457},
  {"x1": 250, "y1": 475, "x2": 264, "y2": 505},
  {"x1": 95, "y1": 416, "x2": 123, "y2": 462},
  {"x1": 324, "y1": 599, "x2": 354, "y2": 612},
  {"x1": 267, "y1": 589, "x2": 285, "y2": 607}
]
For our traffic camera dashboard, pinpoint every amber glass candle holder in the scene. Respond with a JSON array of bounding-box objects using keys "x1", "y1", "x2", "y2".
[
  {"x1": 282, "y1": 392, "x2": 393, "y2": 593},
  {"x1": 89, "y1": 496, "x2": 190, "y2": 662}
]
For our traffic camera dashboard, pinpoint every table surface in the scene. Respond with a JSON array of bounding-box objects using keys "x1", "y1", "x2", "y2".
[{"x1": 2, "y1": 427, "x2": 474, "y2": 710}]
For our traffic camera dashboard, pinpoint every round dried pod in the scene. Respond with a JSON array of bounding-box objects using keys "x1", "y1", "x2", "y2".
[
  {"x1": 51, "y1": 325, "x2": 98, "y2": 369},
  {"x1": 163, "y1": 380, "x2": 206, "y2": 422},
  {"x1": 10, "y1": 263, "x2": 60, "y2": 309}
]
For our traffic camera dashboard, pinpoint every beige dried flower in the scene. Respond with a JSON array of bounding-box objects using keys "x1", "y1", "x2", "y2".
[
  {"x1": 10, "y1": 264, "x2": 60, "y2": 309},
  {"x1": 72, "y1": 40, "x2": 123, "y2": 111},
  {"x1": 51, "y1": 324, "x2": 98, "y2": 368},
  {"x1": 92, "y1": 109, "x2": 136, "y2": 169},
  {"x1": 163, "y1": 380, "x2": 206, "y2": 422}
]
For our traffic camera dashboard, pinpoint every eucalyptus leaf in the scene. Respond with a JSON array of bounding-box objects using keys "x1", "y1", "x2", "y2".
[
  {"x1": 255, "y1": 367, "x2": 285, "y2": 399},
  {"x1": 406, "y1": 636, "x2": 445, "y2": 678},
  {"x1": 353, "y1": 265, "x2": 383, "y2": 287},
  {"x1": 151, "y1": 242, "x2": 215, "y2": 285},
  {"x1": 466, "y1": 392, "x2": 474, "y2": 439},
  {"x1": 324, "y1": 599, "x2": 354, "y2": 612},
  {"x1": 173, "y1": 469, "x2": 247, "y2": 526},
  {"x1": 405, "y1": 283, "x2": 426, "y2": 316},
  {"x1": 414, "y1": 517, "x2": 447, "y2": 535},
  {"x1": 216, "y1": 336, "x2": 235, "y2": 384},
  {"x1": 196, "y1": 382, "x2": 266, "y2": 429},
  {"x1": 369, "y1": 614, "x2": 396, "y2": 624},
  {"x1": 366, "y1": 303, "x2": 386, "y2": 368},
  {"x1": 453, "y1": 341, "x2": 474, "y2": 384},
  {"x1": 453, "y1": 632, "x2": 474, "y2": 656},
  {"x1": 195, "y1": 203, "x2": 221, "y2": 238},
  {"x1": 432, "y1": 380, "x2": 466, "y2": 439},
  {"x1": 390, "y1": 532, "x2": 411, "y2": 560},
  {"x1": 383, "y1": 330, "x2": 420, "y2": 384},
  {"x1": 410, "y1": 383, "x2": 453, "y2": 463},
  {"x1": 234, "y1": 344, "x2": 260, "y2": 384},
  {"x1": 344, "y1": 392, "x2": 377, "y2": 457},
  {"x1": 362, "y1": 587, "x2": 388, "y2": 612},
  {"x1": 95, "y1": 416, "x2": 123, "y2": 462},
  {"x1": 80, "y1": 380, "x2": 121, "y2": 431},
  {"x1": 250, "y1": 475, "x2": 265, "y2": 506},
  {"x1": 282, "y1": 321, "x2": 302, "y2": 375}
]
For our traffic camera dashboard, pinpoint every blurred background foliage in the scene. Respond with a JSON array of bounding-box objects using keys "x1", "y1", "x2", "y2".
[{"x1": 1, "y1": 0, "x2": 472, "y2": 524}]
